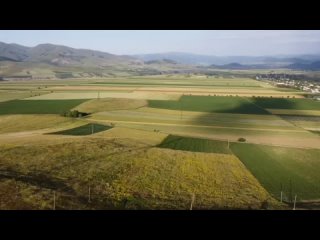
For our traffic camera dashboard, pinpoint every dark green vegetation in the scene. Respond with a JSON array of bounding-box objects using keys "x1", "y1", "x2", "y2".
[
  {"x1": 0, "y1": 99, "x2": 87, "y2": 115},
  {"x1": 54, "y1": 72, "x2": 74, "y2": 79},
  {"x1": 149, "y1": 95, "x2": 269, "y2": 114},
  {"x1": 158, "y1": 135, "x2": 231, "y2": 154},
  {"x1": 253, "y1": 97, "x2": 320, "y2": 110},
  {"x1": 230, "y1": 143, "x2": 320, "y2": 200},
  {"x1": 310, "y1": 130, "x2": 320, "y2": 135},
  {"x1": 60, "y1": 110, "x2": 89, "y2": 118},
  {"x1": 50, "y1": 123, "x2": 112, "y2": 136}
]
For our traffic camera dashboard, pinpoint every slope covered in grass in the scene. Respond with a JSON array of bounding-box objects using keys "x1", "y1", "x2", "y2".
[{"x1": 0, "y1": 138, "x2": 281, "y2": 209}]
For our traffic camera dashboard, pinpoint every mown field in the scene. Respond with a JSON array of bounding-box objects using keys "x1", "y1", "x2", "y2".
[
  {"x1": 26, "y1": 91, "x2": 181, "y2": 100},
  {"x1": 0, "y1": 91, "x2": 35, "y2": 102},
  {"x1": 230, "y1": 143, "x2": 320, "y2": 201},
  {"x1": 73, "y1": 98, "x2": 147, "y2": 113},
  {"x1": 149, "y1": 95, "x2": 269, "y2": 114},
  {"x1": 91, "y1": 107, "x2": 297, "y2": 130},
  {"x1": 0, "y1": 115, "x2": 78, "y2": 134},
  {"x1": 0, "y1": 99, "x2": 87, "y2": 115},
  {"x1": 101, "y1": 120, "x2": 320, "y2": 149}
]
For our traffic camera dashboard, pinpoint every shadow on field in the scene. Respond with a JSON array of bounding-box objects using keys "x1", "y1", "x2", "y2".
[
  {"x1": 251, "y1": 97, "x2": 296, "y2": 110},
  {"x1": 0, "y1": 167, "x2": 75, "y2": 193}
]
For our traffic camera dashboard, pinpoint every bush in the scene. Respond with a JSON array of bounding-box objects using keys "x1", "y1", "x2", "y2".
[
  {"x1": 61, "y1": 110, "x2": 88, "y2": 118},
  {"x1": 238, "y1": 137, "x2": 246, "y2": 142}
]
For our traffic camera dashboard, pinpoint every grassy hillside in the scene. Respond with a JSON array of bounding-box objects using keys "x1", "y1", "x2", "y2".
[
  {"x1": 0, "y1": 137, "x2": 281, "y2": 209},
  {"x1": 0, "y1": 115, "x2": 76, "y2": 134}
]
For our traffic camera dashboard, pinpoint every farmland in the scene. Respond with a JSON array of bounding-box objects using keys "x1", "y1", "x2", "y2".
[
  {"x1": 0, "y1": 75, "x2": 319, "y2": 209},
  {"x1": 230, "y1": 143, "x2": 320, "y2": 200},
  {"x1": 253, "y1": 97, "x2": 320, "y2": 110},
  {"x1": 158, "y1": 135, "x2": 232, "y2": 154},
  {"x1": 149, "y1": 95, "x2": 269, "y2": 114},
  {"x1": 0, "y1": 99, "x2": 87, "y2": 115}
]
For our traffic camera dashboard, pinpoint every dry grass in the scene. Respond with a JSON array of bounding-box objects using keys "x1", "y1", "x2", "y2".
[
  {"x1": 0, "y1": 114, "x2": 78, "y2": 134},
  {"x1": 73, "y1": 98, "x2": 147, "y2": 113},
  {"x1": 0, "y1": 137, "x2": 282, "y2": 209}
]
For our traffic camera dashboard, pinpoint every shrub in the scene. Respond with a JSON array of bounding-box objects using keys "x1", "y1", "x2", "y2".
[
  {"x1": 238, "y1": 137, "x2": 246, "y2": 142},
  {"x1": 61, "y1": 110, "x2": 88, "y2": 118}
]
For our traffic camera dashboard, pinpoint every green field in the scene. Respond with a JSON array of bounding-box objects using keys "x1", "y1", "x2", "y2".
[
  {"x1": 253, "y1": 97, "x2": 320, "y2": 110},
  {"x1": 50, "y1": 123, "x2": 112, "y2": 136},
  {"x1": 230, "y1": 143, "x2": 320, "y2": 200},
  {"x1": 158, "y1": 135, "x2": 231, "y2": 154},
  {"x1": 0, "y1": 99, "x2": 87, "y2": 115},
  {"x1": 149, "y1": 95, "x2": 269, "y2": 114}
]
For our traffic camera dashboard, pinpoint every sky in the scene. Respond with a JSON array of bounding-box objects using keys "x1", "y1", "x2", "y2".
[{"x1": 0, "y1": 30, "x2": 320, "y2": 56}]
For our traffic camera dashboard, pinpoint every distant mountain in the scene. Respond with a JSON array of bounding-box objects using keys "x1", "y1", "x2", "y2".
[
  {"x1": 144, "y1": 59, "x2": 177, "y2": 65},
  {"x1": 208, "y1": 62, "x2": 282, "y2": 70},
  {"x1": 0, "y1": 42, "x2": 142, "y2": 67},
  {"x1": 287, "y1": 61, "x2": 320, "y2": 70},
  {"x1": 0, "y1": 42, "x2": 196, "y2": 79},
  {"x1": 0, "y1": 42, "x2": 30, "y2": 61},
  {"x1": 134, "y1": 52, "x2": 320, "y2": 67}
]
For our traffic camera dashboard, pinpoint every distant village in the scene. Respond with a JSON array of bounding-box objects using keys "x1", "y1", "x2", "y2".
[{"x1": 256, "y1": 74, "x2": 320, "y2": 99}]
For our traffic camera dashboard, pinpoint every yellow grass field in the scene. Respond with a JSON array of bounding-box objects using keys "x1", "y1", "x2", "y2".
[
  {"x1": 25, "y1": 91, "x2": 181, "y2": 100},
  {"x1": 0, "y1": 114, "x2": 82, "y2": 134},
  {"x1": 73, "y1": 98, "x2": 147, "y2": 113},
  {"x1": 44, "y1": 85, "x2": 303, "y2": 98}
]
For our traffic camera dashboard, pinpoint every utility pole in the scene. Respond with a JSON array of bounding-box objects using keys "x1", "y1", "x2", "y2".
[
  {"x1": 227, "y1": 139, "x2": 230, "y2": 149},
  {"x1": 190, "y1": 193, "x2": 195, "y2": 210},
  {"x1": 293, "y1": 194, "x2": 297, "y2": 210},
  {"x1": 53, "y1": 191, "x2": 56, "y2": 210},
  {"x1": 289, "y1": 179, "x2": 293, "y2": 203},
  {"x1": 91, "y1": 123, "x2": 94, "y2": 135},
  {"x1": 180, "y1": 98, "x2": 182, "y2": 120},
  {"x1": 88, "y1": 186, "x2": 91, "y2": 203},
  {"x1": 280, "y1": 191, "x2": 283, "y2": 203}
]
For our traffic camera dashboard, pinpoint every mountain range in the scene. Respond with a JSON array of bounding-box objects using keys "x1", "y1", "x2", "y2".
[
  {"x1": 1, "y1": 41, "x2": 320, "y2": 79},
  {"x1": 134, "y1": 52, "x2": 320, "y2": 67}
]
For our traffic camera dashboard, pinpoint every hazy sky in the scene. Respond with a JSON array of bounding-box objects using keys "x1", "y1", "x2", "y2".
[{"x1": 0, "y1": 30, "x2": 320, "y2": 56}]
